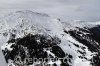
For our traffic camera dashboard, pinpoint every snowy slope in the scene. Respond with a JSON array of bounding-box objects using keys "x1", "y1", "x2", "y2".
[{"x1": 0, "y1": 10, "x2": 100, "y2": 66}]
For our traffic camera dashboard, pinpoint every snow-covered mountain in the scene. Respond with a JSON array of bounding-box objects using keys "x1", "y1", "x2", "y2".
[{"x1": 0, "y1": 10, "x2": 100, "y2": 66}]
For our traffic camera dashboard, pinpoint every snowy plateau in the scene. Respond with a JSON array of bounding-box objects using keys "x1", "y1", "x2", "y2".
[{"x1": 0, "y1": 10, "x2": 100, "y2": 66}]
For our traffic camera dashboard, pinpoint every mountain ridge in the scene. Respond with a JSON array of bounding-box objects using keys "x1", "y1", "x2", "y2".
[{"x1": 0, "y1": 10, "x2": 100, "y2": 66}]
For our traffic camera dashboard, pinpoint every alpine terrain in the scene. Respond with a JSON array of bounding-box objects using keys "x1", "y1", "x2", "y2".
[{"x1": 0, "y1": 10, "x2": 100, "y2": 66}]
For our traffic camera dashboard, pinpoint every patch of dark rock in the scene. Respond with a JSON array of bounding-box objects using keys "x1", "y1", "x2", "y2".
[
  {"x1": 2, "y1": 34, "x2": 71, "y2": 66},
  {"x1": 64, "y1": 30, "x2": 68, "y2": 34},
  {"x1": 90, "y1": 52, "x2": 100, "y2": 66},
  {"x1": 89, "y1": 25, "x2": 100, "y2": 45},
  {"x1": 77, "y1": 50, "x2": 86, "y2": 55},
  {"x1": 73, "y1": 44, "x2": 80, "y2": 48},
  {"x1": 68, "y1": 28, "x2": 100, "y2": 52}
]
